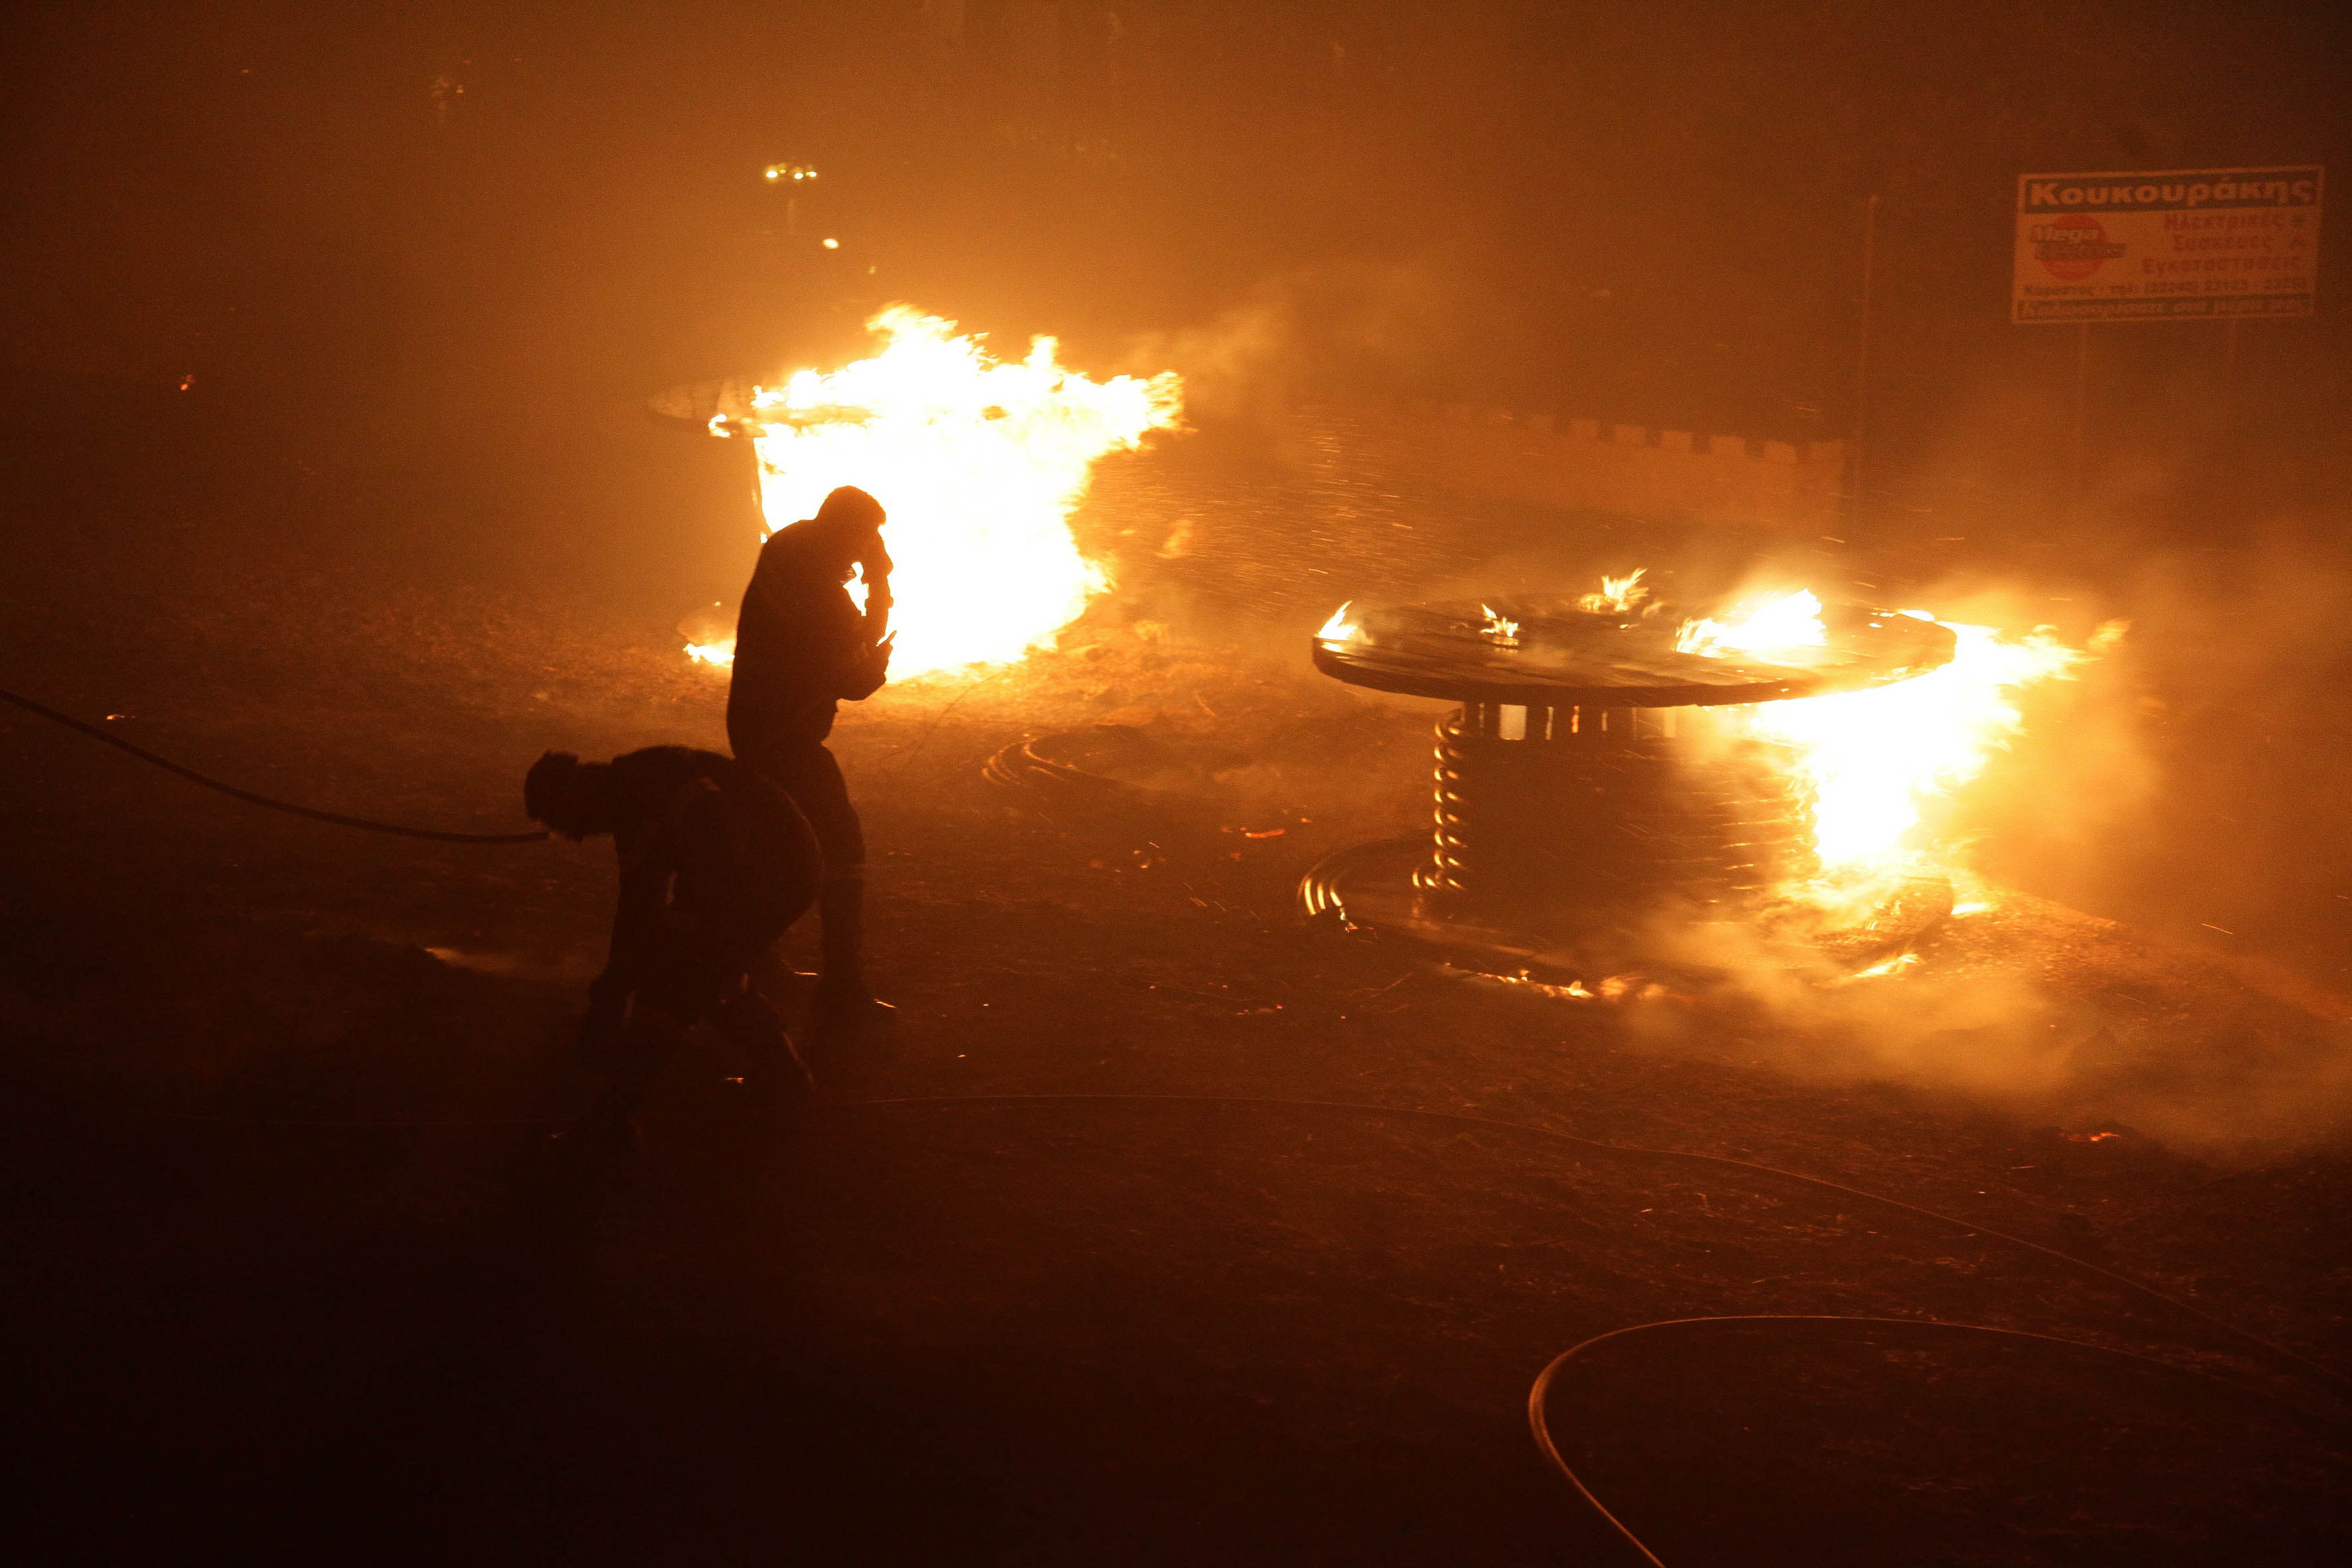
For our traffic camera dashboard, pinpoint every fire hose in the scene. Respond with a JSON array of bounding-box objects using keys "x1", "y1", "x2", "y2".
[
  {"x1": 1522, "y1": 1314, "x2": 2337, "y2": 1567},
  {"x1": 843, "y1": 1095, "x2": 2352, "y2": 1565},
  {"x1": 1, "y1": 685, "x2": 548, "y2": 843},
  {"x1": 30, "y1": 1081, "x2": 2349, "y2": 1560},
  {"x1": 844, "y1": 1093, "x2": 2352, "y2": 1405}
]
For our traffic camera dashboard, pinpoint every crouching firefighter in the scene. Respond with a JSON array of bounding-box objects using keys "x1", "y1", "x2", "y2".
[
  {"x1": 728, "y1": 483, "x2": 895, "y2": 1026},
  {"x1": 526, "y1": 745, "x2": 821, "y2": 1140}
]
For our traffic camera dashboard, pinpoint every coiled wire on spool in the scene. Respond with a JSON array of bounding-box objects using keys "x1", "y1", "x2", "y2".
[{"x1": 1415, "y1": 701, "x2": 1816, "y2": 917}]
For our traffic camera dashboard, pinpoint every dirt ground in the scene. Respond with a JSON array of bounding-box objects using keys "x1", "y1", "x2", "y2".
[{"x1": 6, "y1": 409, "x2": 2352, "y2": 1563}]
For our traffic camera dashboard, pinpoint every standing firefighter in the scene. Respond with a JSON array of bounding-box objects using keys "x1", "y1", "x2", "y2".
[
  {"x1": 526, "y1": 745, "x2": 819, "y2": 1140},
  {"x1": 728, "y1": 484, "x2": 894, "y2": 1022}
]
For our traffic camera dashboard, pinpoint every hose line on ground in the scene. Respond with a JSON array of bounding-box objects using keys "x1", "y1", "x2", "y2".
[
  {"x1": 846, "y1": 1094, "x2": 2352, "y2": 1405},
  {"x1": 1523, "y1": 1314, "x2": 2347, "y2": 1567},
  {"x1": 852, "y1": 1095, "x2": 2352, "y2": 1565},
  {"x1": 2, "y1": 685, "x2": 548, "y2": 843},
  {"x1": 32, "y1": 1076, "x2": 2349, "y2": 1562}
]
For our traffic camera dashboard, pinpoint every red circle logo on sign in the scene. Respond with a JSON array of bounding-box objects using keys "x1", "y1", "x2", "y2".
[{"x1": 2033, "y1": 214, "x2": 2122, "y2": 281}]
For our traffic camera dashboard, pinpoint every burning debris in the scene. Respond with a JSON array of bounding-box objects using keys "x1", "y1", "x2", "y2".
[
  {"x1": 678, "y1": 601, "x2": 738, "y2": 668},
  {"x1": 1577, "y1": 570, "x2": 1655, "y2": 617},
  {"x1": 1477, "y1": 604, "x2": 1523, "y2": 647},
  {"x1": 1302, "y1": 577, "x2": 2097, "y2": 989},
  {"x1": 692, "y1": 308, "x2": 1184, "y2": 677}
]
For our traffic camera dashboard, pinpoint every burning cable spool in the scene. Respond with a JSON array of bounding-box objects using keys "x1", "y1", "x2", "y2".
[{"x1": 1303, "y1": 590, "x2": 1964, "y2": 986}]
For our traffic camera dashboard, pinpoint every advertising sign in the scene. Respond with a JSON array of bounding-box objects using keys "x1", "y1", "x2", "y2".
[{"x1": 2013, "y1": 166, "x2": 2321, "y2": 323}]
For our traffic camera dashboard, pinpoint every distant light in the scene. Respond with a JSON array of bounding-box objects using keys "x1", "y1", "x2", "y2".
[
  {"x1": 763, "y1": 169, "x2": 779, "y2": 180},
  {"x1": 822, "y1": 238, "x2": 840, "y2": 249}
]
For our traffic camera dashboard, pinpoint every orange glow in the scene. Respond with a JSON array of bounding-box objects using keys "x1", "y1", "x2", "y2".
[
  {"x1": 703, "y1": 307, "x2": 1183, "y2": 676},
  {"x1": 1679, "y1": 587, "x2": 2089, "y2": 872},
  {"x1": 1316, "y1": 601, "x2": 1360, "y2": 643},
  {"x1": 676, "y1": 601, "x2": 742, "y2": 668},
  {"x1": 1678, "y1": 588, "x2": 1829, "y2": 659}
]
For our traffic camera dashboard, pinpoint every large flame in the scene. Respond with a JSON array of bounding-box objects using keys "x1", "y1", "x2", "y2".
[
  {"x1": 1685, "y1": 589, "x2": 2088, "y2": 870},
  {"x1": 1678, "y1": 588, "x2": 1830, "y2": 659},
  {"x1": 702, "y1": 307, "x2": 1182, "y2": 677}
]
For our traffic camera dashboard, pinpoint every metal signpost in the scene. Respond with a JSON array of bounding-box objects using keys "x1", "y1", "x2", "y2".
[{"x1": 2013, "y1": 165, "x2": 2322, "y2": 503}]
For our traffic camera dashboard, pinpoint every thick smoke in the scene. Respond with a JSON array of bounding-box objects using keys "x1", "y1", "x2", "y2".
[
  {"x1": 1078, "y1": 278, "x2": 2352, "y2": 1160},
  {"x1": 1616, "y1": 874, "x2": 2352, "y2": 1161},
  {"x1": 1551, "y1": 546, "x2": 2352, "y2": 1160}
]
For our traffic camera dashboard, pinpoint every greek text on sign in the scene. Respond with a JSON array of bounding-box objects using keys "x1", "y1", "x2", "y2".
[{"x1": 2013, "y1": 166, "x2": 2321, "y2": 324}]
